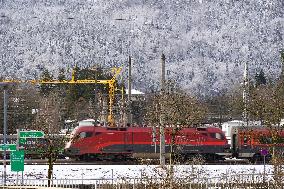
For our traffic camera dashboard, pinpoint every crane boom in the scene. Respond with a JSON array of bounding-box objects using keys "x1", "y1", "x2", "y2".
[{"x1": 0, "y1": 67, "x2": 122, "y2": 127}]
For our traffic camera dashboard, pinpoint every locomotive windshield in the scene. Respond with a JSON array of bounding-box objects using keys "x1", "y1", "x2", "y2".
[
  {"x1": 79, "y1": 132, "x2": 93, "y2": 138},
  {"x1": 72, "y1": 131, "x2": 93, "y2": 142}
]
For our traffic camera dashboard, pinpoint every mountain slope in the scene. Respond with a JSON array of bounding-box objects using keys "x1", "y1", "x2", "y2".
[{"x1": 0, "y1": 0, "x2": 283, "y2": 96}]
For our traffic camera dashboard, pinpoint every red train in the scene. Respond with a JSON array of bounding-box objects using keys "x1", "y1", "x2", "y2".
[
  {"x1": 64, "y1": 121, "x2": 230, "y2": 162},
  {"x1": 65, "y1": 120, "x2": 284, "y2": 163},
  {"x1": 230, "y1": 126, "x2": 284, "y2": 162}
]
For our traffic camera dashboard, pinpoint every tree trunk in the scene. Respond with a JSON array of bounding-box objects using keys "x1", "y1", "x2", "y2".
[{"x1": 47, "y1": 146, "x2": 54, "y2": 187}]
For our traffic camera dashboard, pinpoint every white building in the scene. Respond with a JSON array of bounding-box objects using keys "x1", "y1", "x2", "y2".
[{"x1": 125, "y1": 89, "x2": 144, "y2": 95}]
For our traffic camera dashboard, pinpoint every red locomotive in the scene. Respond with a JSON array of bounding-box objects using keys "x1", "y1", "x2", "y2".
[{"x1": 64, "y1": 121, "x2": 230, "y2": 162}]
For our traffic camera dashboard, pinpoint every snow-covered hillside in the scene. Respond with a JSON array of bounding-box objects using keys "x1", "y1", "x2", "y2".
[{"x1": 0, "y1": 0, "x2": 283, "y2": 96}]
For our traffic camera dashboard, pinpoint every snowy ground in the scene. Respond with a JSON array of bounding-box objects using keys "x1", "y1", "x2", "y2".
[{"x1": 0, "y1": 164, "x2": 272, "y2": 180}]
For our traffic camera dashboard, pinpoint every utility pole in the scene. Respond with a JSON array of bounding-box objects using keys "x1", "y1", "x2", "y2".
[
  {"x1": 94, "y1": 67, "x2": 98, "y2": 124},
  {"x1": 128, "y1": 56, "x2": 132, "y2": 125},
  {"x1": 3, "y1": 85, "x2": 8, "y2": 186},
  {"x1": 160, "y1": 54, "x2": 166, "y2": 166},
  {"x1": 0, "y1": 15, "x2": 8, "y2": 185},
  {"x1": 243, "y1": 62, "x2": 249, "y2": 126}
]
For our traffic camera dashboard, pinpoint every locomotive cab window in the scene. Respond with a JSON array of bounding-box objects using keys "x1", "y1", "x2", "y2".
[{"x1": 72, "y1": 132, "x2": 93, "y2": 141}]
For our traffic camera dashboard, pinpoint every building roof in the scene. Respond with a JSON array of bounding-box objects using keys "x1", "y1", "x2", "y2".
[{"x1": 125, "y1": 89, "x2": 144, "y2": 95}]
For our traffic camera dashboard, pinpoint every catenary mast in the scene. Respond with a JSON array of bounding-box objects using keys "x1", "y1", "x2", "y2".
[{"x1": 243, "y1": 62, "x2": 249, "y2": 126}]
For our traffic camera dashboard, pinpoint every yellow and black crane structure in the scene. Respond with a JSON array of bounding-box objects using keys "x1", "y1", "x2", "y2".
[{"x1": 0, "y1": 67, "x2": 123, "y2": 127}]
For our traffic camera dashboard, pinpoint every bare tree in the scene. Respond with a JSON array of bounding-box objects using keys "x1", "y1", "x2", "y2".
[
  {"x1": 146, "y1": 88, "x2": 207, "y2": 127},
  {"x1": 32, "y1": 92, "x2": 66, "y2": 186}
]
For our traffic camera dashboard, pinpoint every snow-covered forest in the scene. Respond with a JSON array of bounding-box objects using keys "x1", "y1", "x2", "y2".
[{"x1": 0, "y1": 0, "x2": 283, "y2": 96}]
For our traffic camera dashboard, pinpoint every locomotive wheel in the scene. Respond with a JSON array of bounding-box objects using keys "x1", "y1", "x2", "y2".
[
  {"x1": 113, "y1": 154, "x2": 127, "y2": 161},
  {"x1": 78, "y1": 154, "x2": 95, "y2": 162}
]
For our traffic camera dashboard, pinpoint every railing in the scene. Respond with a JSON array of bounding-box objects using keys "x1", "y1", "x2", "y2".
[{"x1": 0, "y1": 173, "x2": 283, "y2": 188}]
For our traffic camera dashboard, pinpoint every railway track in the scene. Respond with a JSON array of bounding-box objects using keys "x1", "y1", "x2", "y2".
[
  {"x1": 0, "y1": 158, "x2": 254, "y2": 165},
  {"x1": 0, "y1": 158, "x2": 139, "y2": 165}
]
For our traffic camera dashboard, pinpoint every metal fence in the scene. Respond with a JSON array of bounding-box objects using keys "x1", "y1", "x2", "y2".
[{"x1": 0, "y1": 173, "x2": 283, "y2": 189}]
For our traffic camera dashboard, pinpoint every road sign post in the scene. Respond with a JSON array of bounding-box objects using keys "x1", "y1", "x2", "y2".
[
  {"x1": 260, "y1": 149, "x2": 269, "y2": 183},
  {"x1": 11, "y1": 150, "x2": 25, "y2": 172}
]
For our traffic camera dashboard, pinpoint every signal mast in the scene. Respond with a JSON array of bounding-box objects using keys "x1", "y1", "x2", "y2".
[{"x1": 243, "y1": 62, "x2": 249, "y2": 126}]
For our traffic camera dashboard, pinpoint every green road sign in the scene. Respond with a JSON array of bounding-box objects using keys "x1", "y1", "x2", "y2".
[
  {"x1": 11, "y1": 150, "x2": 25, "y2": 172},
  {"x1": 19, "y1": 138, "x2": 26, "y2": 144},
  {"x1": 0, "y1": 144, "x2": 16, "y2": 151},
  {"x1": 20, "y1": 131, "x2": 44, "y2": 138}
]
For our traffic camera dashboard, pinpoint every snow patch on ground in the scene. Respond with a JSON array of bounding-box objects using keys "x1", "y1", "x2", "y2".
[{"x1": 0, "y1": 164, "x2": 272, "y2": 180}]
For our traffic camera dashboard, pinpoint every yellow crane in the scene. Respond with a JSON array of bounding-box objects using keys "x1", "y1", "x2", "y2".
[{"x1": 0, "y1": 67, "x2": 123, "y2": 127}]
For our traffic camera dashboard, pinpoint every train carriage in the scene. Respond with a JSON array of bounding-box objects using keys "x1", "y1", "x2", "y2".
[{"x1": 231, "y1": 126, "x2": 284, "y2": 162}]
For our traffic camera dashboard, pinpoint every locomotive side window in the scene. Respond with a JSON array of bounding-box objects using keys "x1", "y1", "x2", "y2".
[
  {"x1": 243, "y1": 136, "x2": 248, "y2": 144},
  {"x1": 210, "y1": 132, "x2": 224, "y2": 140},
  {"x1": 259, "y1": 136, "x2": 272, "y2": 144}
]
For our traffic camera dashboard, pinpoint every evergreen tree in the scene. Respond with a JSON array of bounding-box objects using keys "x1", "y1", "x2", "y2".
[
  {"x1": 39, "y1": 68, "x2": 54, "y2": 96},
  {"x1": 255, "y1": 69, "x2": 267, "y2": 87},
  {"x1": 279, "y1": 50, "x2": 284, "y2": 80},
  {"x1": 58, "y1": 68, "x2": 66, "y2": 82}
]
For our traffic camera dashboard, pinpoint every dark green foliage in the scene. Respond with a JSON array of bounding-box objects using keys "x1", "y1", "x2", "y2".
[
  {"x1": 58, "y1": 68, "x2": 66, "y2": 82},
  {"x1": 36, "y1": 66, "x2": 124, "y2": 121},
  {"x1": 0, "y1": 86, "x2": 39, "y2": 134},
  {"x1": 52, "y1": 68, "x2": 68, "y2": 95},
  {"x1": 39, "y1": 68, "x2": 55, "y2": 96},
  {"x1": 255, "y1": 69, "x2": 267, "y2": 87},
  {"x1": 66, "y1": 66, "x2": 111, "y2": 102},
  {"x1": 279, "y1": 50, "x2": 284, "y2": 80},
  {"x1": 281, "y1": 49, "x2": 284, "y2": 64}
]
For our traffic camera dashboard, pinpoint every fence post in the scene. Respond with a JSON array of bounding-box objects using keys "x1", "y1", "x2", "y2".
[
  {"x1": 81, "y1": 168, "x2": 84, "y2": 185},
  {"x1": 112, "y1": 169, "x2": 114, "y2": 186}
]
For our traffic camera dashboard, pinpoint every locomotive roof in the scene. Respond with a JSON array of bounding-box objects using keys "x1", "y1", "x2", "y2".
[
  {"x1": 74, "y1": 125, "x2": 224, "y2": 133},
  {"x1": 237, "y1": 125, "x2": 284, "y2": 131}
]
